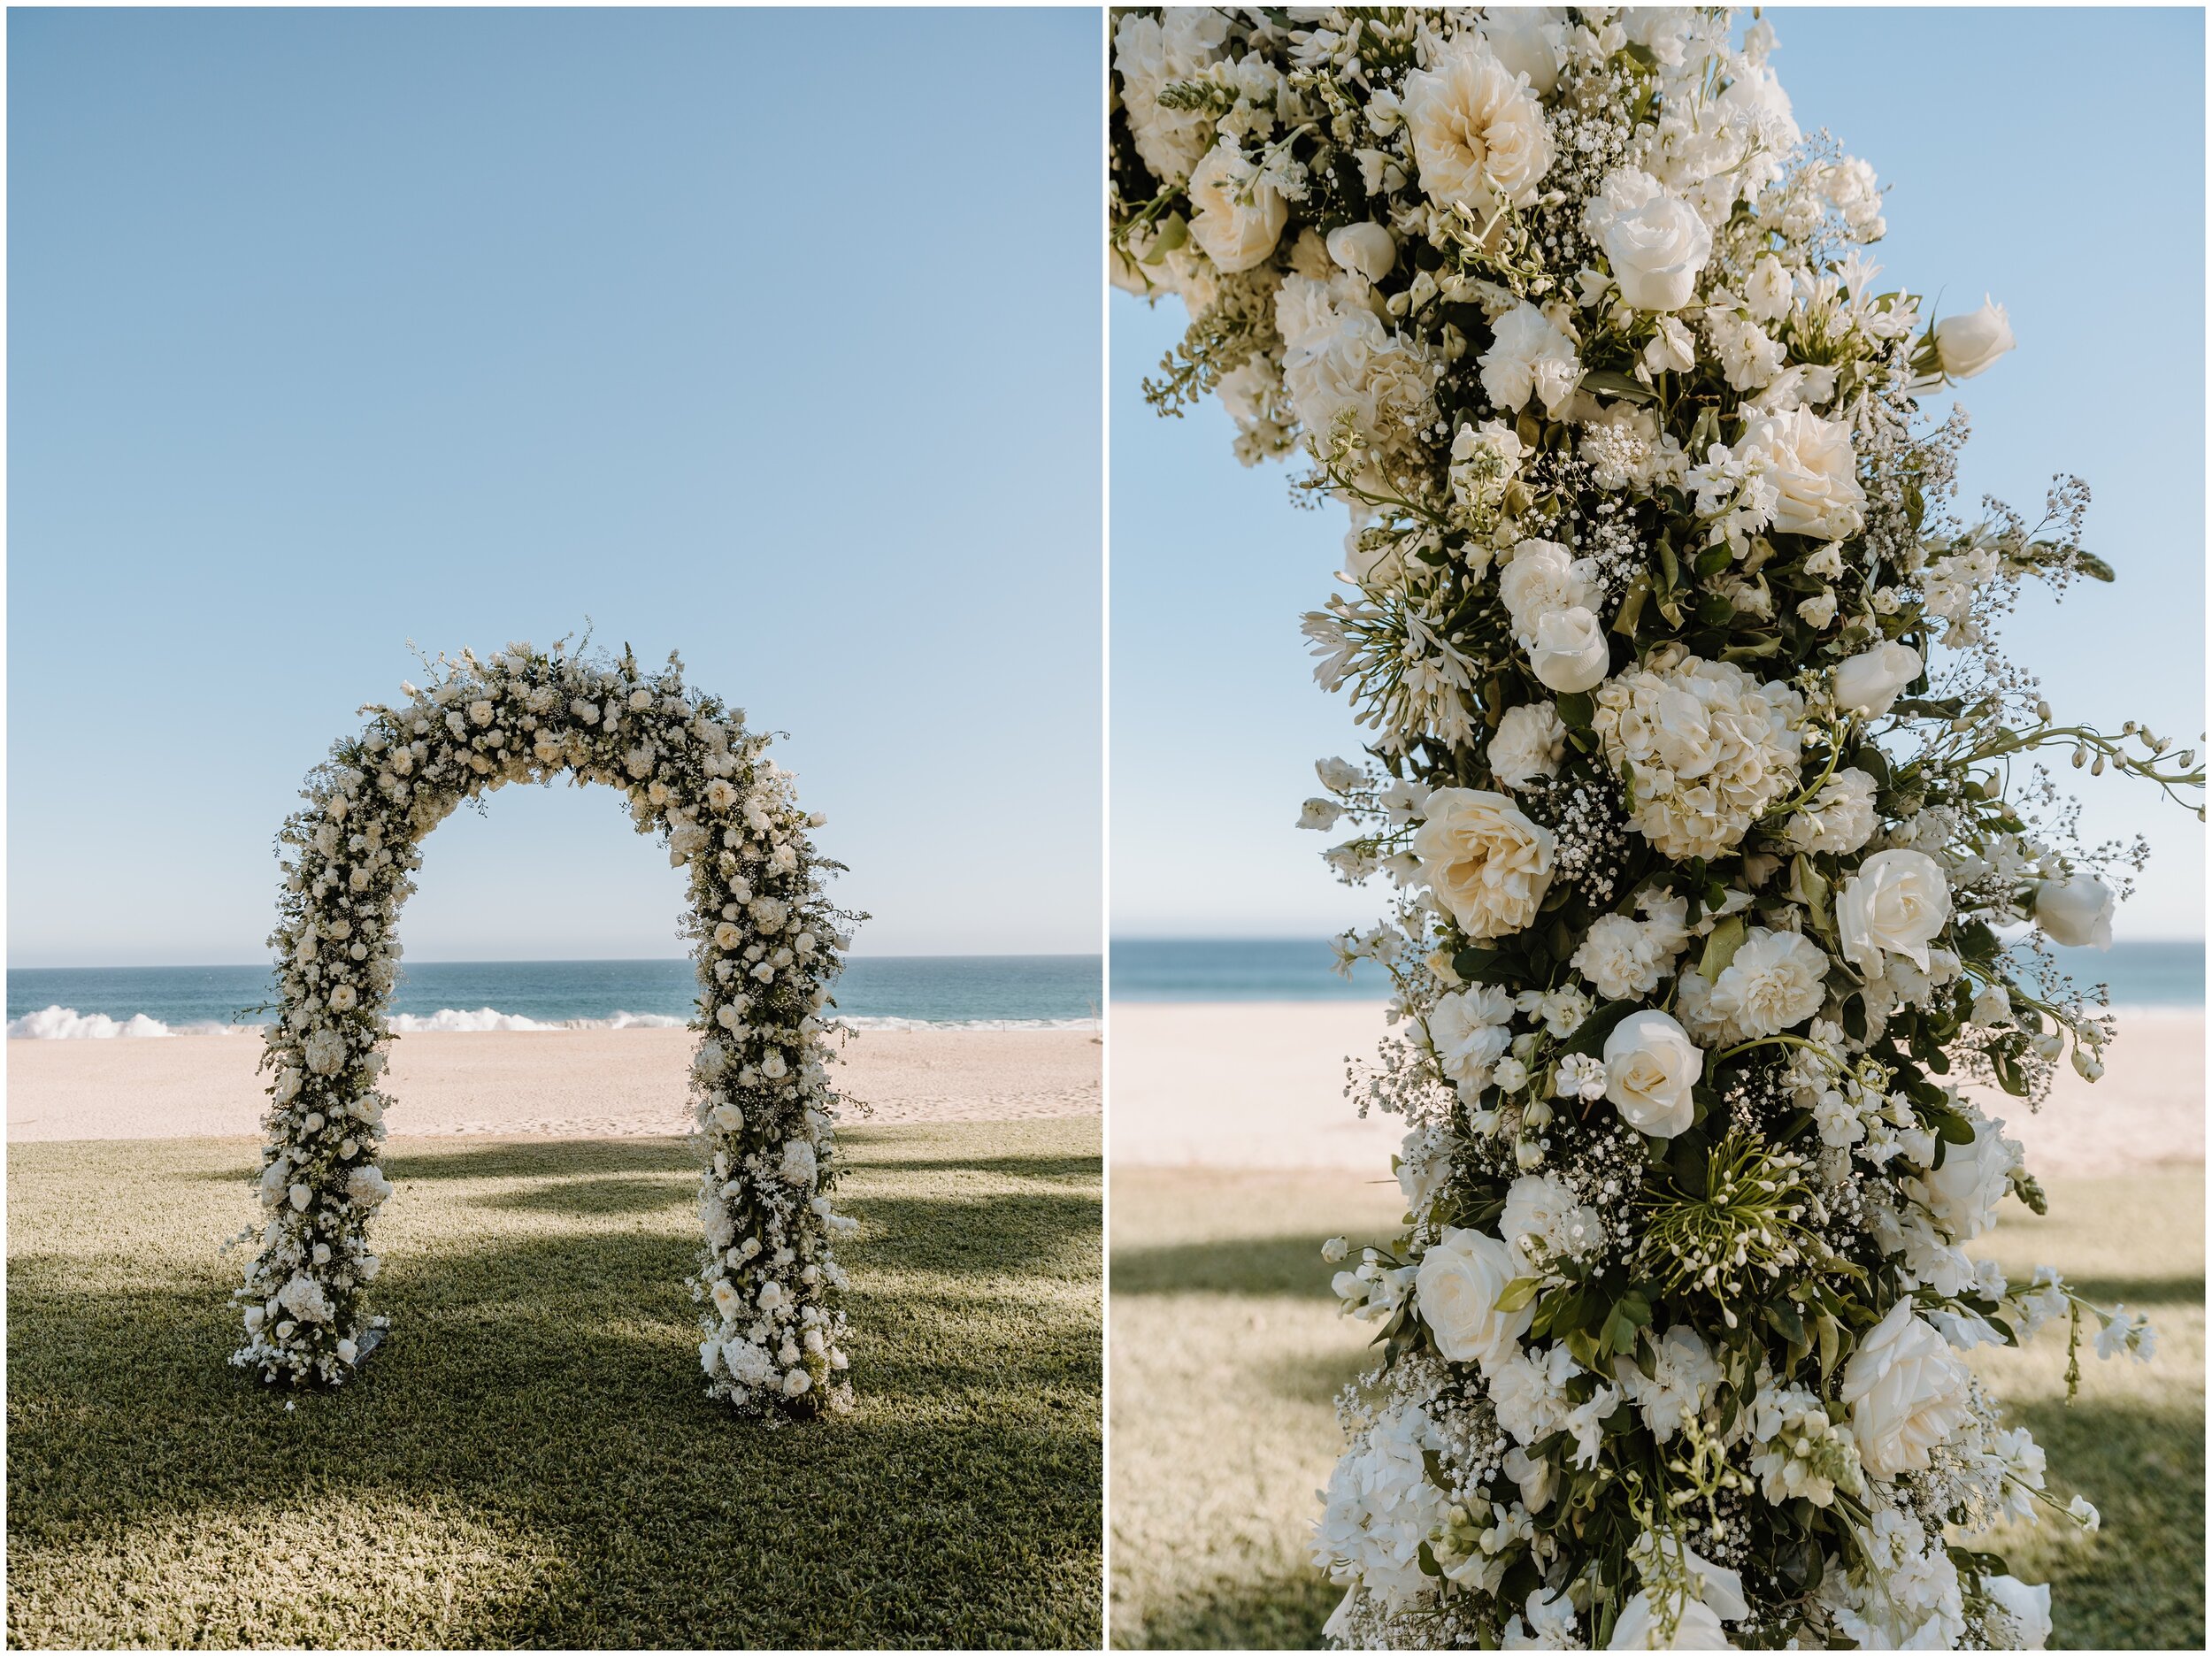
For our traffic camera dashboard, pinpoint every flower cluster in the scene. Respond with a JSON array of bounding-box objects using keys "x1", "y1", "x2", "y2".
[
  {"x1": 1116, "y1": 7, "x2": 2200, "y2": 1646},
  {"x1": 228, "y1": 639, "x2": 860, "y2": 1419}
]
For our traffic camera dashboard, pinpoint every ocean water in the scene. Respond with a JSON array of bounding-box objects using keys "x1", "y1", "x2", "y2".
[
  {"x1": 1111, "y1": 936, "x2": 2204, "y2": 1009},
  {"x1": 6, "y1": 955, "x2": 1102, "y2": 1038}
]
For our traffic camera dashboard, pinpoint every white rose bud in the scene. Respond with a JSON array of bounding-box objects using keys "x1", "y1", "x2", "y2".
[
  {"x1": 1602, "y1": 1009, "x2": 1702, "y2": 1139},
  {"x1": 1932, "y1": 296, "x2": 2016, "y2": 380},
  {"x1": 1325, "y1": 221, "x2": 1397, "y2": 283},
  {"x1": 1525, "y1": 607, "x2": 1611, "y2": 694},
  {"x1": 1833, "y1": 641, "x2": 1923, "y2": 717},
  {"x1": 1413, "y1": 1226, "x2": 1532, "y2": 1367},
  {"x1": 2034, "y1": 872, "x2": 2116, "y2": 950}
]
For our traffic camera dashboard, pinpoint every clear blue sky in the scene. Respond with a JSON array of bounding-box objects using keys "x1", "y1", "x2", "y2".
[
  {"x1": 9, "y1": 7, "x2": 1102, "y2": 966},
  {"x1": 1112, "y1": 5, "x2": 2206, "y2": 942}
]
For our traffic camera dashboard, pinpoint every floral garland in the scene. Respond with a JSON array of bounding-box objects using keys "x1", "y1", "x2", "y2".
[
  {"x1": 228, "y1": 638, "x2": 861, "y2": 1419},
  {"x1": 1113, "y1": 8, "x2": 2202, "y2": 1649}
]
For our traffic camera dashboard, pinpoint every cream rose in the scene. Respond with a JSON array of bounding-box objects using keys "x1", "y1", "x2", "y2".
[
  {"x1": 1603, "y1": 1009, "x2": 1702, "y2": 1139},
  {"x1": 1414, "y1": 1225, "x2": 1532, "y2": 1366},
  {"x1": 1833, "y1": 641, "x2": 1922, "y2": 717},
  {"x1": 1187, "y1": 142, "x2": 1289, "y2": 273},
  {"x1": 2034, "y1": 872, "x2": 2115, "y2": 949},
  {"x1": 1933, "y1": 296, "x2": 2015, "y2": 380},
  {"x1": 1839, "y1": 1300, "x2": 1971, "y2": 1477},
  {"x1": 1411, "y1": 787, "x2": 1555, "y2": 940},
  {"x1": 1838, "y1": 848, "x2": 1951, "y2": 973},
  {"x1": 1585, "y1": 168, "x2": 1713, "y2": 312},
  {"x1": 1904, "y1": 1116, "x2": 2018, "y2": 1243},
  {"x1": 1488, "y1": 701, "x2": 1567, "y2": 789},
  {"x1": 1402, "y1": 35, "x2": 1554, "y2": 215},
  {"x1": 1736, "y1": 406, "x2": 1865, "y2": 540},
  {"x1": 1526, "y1": 607, "x2": 1611, "y2": 694}
]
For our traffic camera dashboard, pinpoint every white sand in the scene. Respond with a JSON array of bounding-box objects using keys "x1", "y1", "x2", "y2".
[
  {"x1": 1110, "y1": 1001, "x2": 2204, "y2": 1177},
  {"x1": 5, "y1": 1025, "x2": 1101, "y2": 1141}
]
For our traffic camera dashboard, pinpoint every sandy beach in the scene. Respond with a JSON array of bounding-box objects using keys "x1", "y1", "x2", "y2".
[
  {"x1": 1111, "y1": 1001, "x2": 2204, "y2": 1177},
  {"x1": 5, "y1": 1025, "x2": 1101, "y2": 1141}
]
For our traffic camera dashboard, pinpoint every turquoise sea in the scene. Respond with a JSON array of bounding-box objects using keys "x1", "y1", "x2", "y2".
[
  {"x1": 1110, "y1": 937, "x2": 2204, "y2": 1009},
  {"x1": 6, "y1": 955, "x2": 1101, "y2": 1037}
]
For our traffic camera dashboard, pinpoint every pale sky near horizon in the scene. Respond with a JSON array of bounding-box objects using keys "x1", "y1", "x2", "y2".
[
  {"x1": 1112, "y1": 5, "x2": 2208, "y2": 944},
  {"x1": 8, "y1": 7, "x2": 1102, "y2": 967}
]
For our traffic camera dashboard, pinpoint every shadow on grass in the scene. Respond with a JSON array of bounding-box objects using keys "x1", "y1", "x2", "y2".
[
  {"x1": 1111, "y1": 1235, "x2": 1340, "y2": 1299},
  {"x1": 2055, "y1": 1275, "x2": 2205, "y2": 1308},
  {"x1": 473, "y1": 1173, "x2": 695, "y2": 1217},
  {"x1": 855, "y1": 1193, "x2": 1102, "y2": 1279},
  {"x1": 1114, "y1": 1569, "x2": 1336, "y2": 1650},
  {"x1": 844, "y1": 1153, "x2": 1102, "y2": 1181}
]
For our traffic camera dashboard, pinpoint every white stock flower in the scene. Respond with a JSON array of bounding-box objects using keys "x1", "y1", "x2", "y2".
[
  {"x1": 276, "y1": 1274, "x2": 333, "y2": 1324},
  {"x1": 2034, "y1": 872, "x2": 2116, "y2": 949},
  {"x1": 1706, "y1": 927, "x2": 1830, "y2": 1038},
  {"x1": 1593, "y1": 655, "x2": 1805, "y2": 861},
  {"x1": 1833, "y1": 641, "x2": 1923, "y2": 716},
  {"x1": 1479, "y1": 303, "x2": 1580, "y2": 417},
  {"x1": 1415, "y1": 1225, "x2": 1532, "y2": 1366},
  {"x1": 1838, "y1": 848, "x2": 1952, "y2": 973},
  {"x1": 1839, "y1": 1300, "x2": 1971, "y2": 1477},
  {"x1": 1603, "y1": 1009, "x2": 1702, "y2": 1139},
  {"x1": 1933, "y1": 296, "x2": 2016, "y2": 380},
  {"x1": 1585, "y1": 169, "x2": 1713, "y2": 311},
  {"x1": 1402, "y1": 35, "x2": 1554, "y2": 215},
  {"x1": 1735, "y1": 406, "x2": 1865, "y2": 541},
  {"x1": 1411, "y1": 788, "x2": 1555, "y2": 940},
  {"x1": 1488, "y1": 702, "x2": 1567, "y2": 789},
  {"x1": 1187, "y1": 142, "x2": 1289, "y2": 273}
]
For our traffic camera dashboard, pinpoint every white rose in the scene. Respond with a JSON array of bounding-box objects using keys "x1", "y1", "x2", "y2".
[
  {"x1": 1479, "y1": 303, "x2": 1580, "y2": 416},
  {"x1": 1498, "y1": 540, "x2": 1598, "y2": 639},
  {"x1": 1402, "y1": 35, "x2": 1554, "y2": 215},
  {"x1": 1933, "y1": 296, "x2": 2015, "y2": 380},
  {"x1": 1325, "y1": 221, "x2": 1397, "y2": 283},
  {"x1": 1603, "y1": 1009, "x2": 1702, "y2": 1139},
  {"x1": 1837, "y1": 848, "x2": 1951, "y2": 973},
  {"x1": 1489, "y1": 702, "x2": 1567, "y2": 789},
  {"x1": 1839, "y1": 1300, "x2": 1972, "y2": 1477},
  {"x1": 1783, "y1": 767, "x2": 1878, "y2": 855},
  {"x1": 1904, "y1": 1116, "x2": 2018, "y2": 1243},
  {"x1": 1736, "y1": 406, "x2": 1865, "y2": 540},
  {"x1": 1410, "y1": 788, "x2": 1555, "y2": 940},
  {"x1": 1606, "y1": 1591, "x2": 1729, "y2": 1651},
  {"x1": 1585, "y1": 169, "x2": 1713, "y2": 312},
  {"x1": 2034, "y1": 872, "x2": 2115, "y2": 950},
  {"x1": 1414, "y1": 1225, "x2": 1532, "y2": 1366},
  {"x1": 1479, "y1": 7, "x2": 1563, "y2": 95},
  {"x1": 1982, "y1": 1576, "x2": 2051, "y2": 1650},
  {"x1": 1525, "y1": 607, "x2": 1611, "y2": 694},
  {"x1": 1187, "y1": 142, "x2": 1288, "y2": 274},
  {"x1": 1833, "y1": 641, "x2": 1922, "y2": 717},
  {"x1": 1706, "y1": 928, "x2": 1830, "y2": 1038}
]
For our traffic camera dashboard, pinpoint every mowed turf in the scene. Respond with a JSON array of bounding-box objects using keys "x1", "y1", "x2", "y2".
[
  {"x1": 8, "y1": 1119, "x2": 1102, "y2": 1649},
  {"x1": 1109, "y1": 1164, "x2": 2203, "y2": 1650}
]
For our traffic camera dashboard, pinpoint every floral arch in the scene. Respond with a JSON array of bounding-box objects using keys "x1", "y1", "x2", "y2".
[{"x1": 230, "y1": 640, "x2": 857, "y2": 1419}]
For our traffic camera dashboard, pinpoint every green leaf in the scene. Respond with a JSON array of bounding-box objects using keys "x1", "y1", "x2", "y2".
[
  {"x1": 1555, "y1": 691, "x2": 1594, "y2": 731},
  {"x1": 1696, "y1": 914, "x2": 1747, "y2": 983},
  {"x1": 1494, "y1": 1277, "x2": 1541, "y2": 1314},
  {"x1": 1578, "y1": 367, "x2": 1656, "y2": 405}
]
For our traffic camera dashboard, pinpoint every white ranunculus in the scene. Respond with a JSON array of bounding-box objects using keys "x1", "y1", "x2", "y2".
[
  {"x1": 2034, "y1": 872, "x2": 2116, "y2": 950},
  {"x1": 1839, "y1": 1300, "x2": 1972, "y2": 1477},
  {"x1": 1411, "y1": 787, "x2": 1556, "y2": 940},
  {"x1": 1187, "y1": 142, "x2": 1289, "y2": 274},
  {"x1": 1603, "y1": 1009, "x2": 1702, "y2": 1139},
  {"x1": 1837, "y1": 848, "x2": 1951, "y2": 973},
  {"x1": 1933, "y1": 296, "x2": 2016, "y2": 380},
  {"x1": 1414, "y1": 1225, "x2": 1532, "y2": 1366},
  {"x1": 1982, "y1": 1575, "x2": 2052, "y2": 1649},
  {"x1": 1833, "y1": 641, "x2": 1923, "y2": 717},
  {"x1": 1905, "y1": 1116, "x2": 2018, "y2": 1243},
  {"x1": 1525, "y1": 607, "x2": 1611, "y2": 694},
  {"x1": 1325, "y1": 221, "x2": 1397, "y2": 283},
  {"x1": 1402, "y1": 35, "x2": 1554, "y2": 215},
  {"x1": 1606, "y1": 1591, "x2": 1729, "y2": 1650},
  {"x1": 1736, "y1": 406, "x2": 1865, "y2": 540},
  {"x1": 1706, "y1": 927, "x2": 1830, "y2": 1038},
  {"x1": 1489, "y1": 702, "x2": 1567, "y2": 789},
  {"x1": 1585, "y1": 169, "x2": 1713, "y2": 312},
  {"x1": 1479, "y1": 303, "x2": 1580, "y2": 417}
]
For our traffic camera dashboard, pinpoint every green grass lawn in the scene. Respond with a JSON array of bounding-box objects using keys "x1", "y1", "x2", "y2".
[
  {"x1": 8, "y1": 1119, "x2": 1102, "y2": 1649},
  {"x1": 1109, "y1": 1163, "x2": 2202, "y2": 1650}
]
